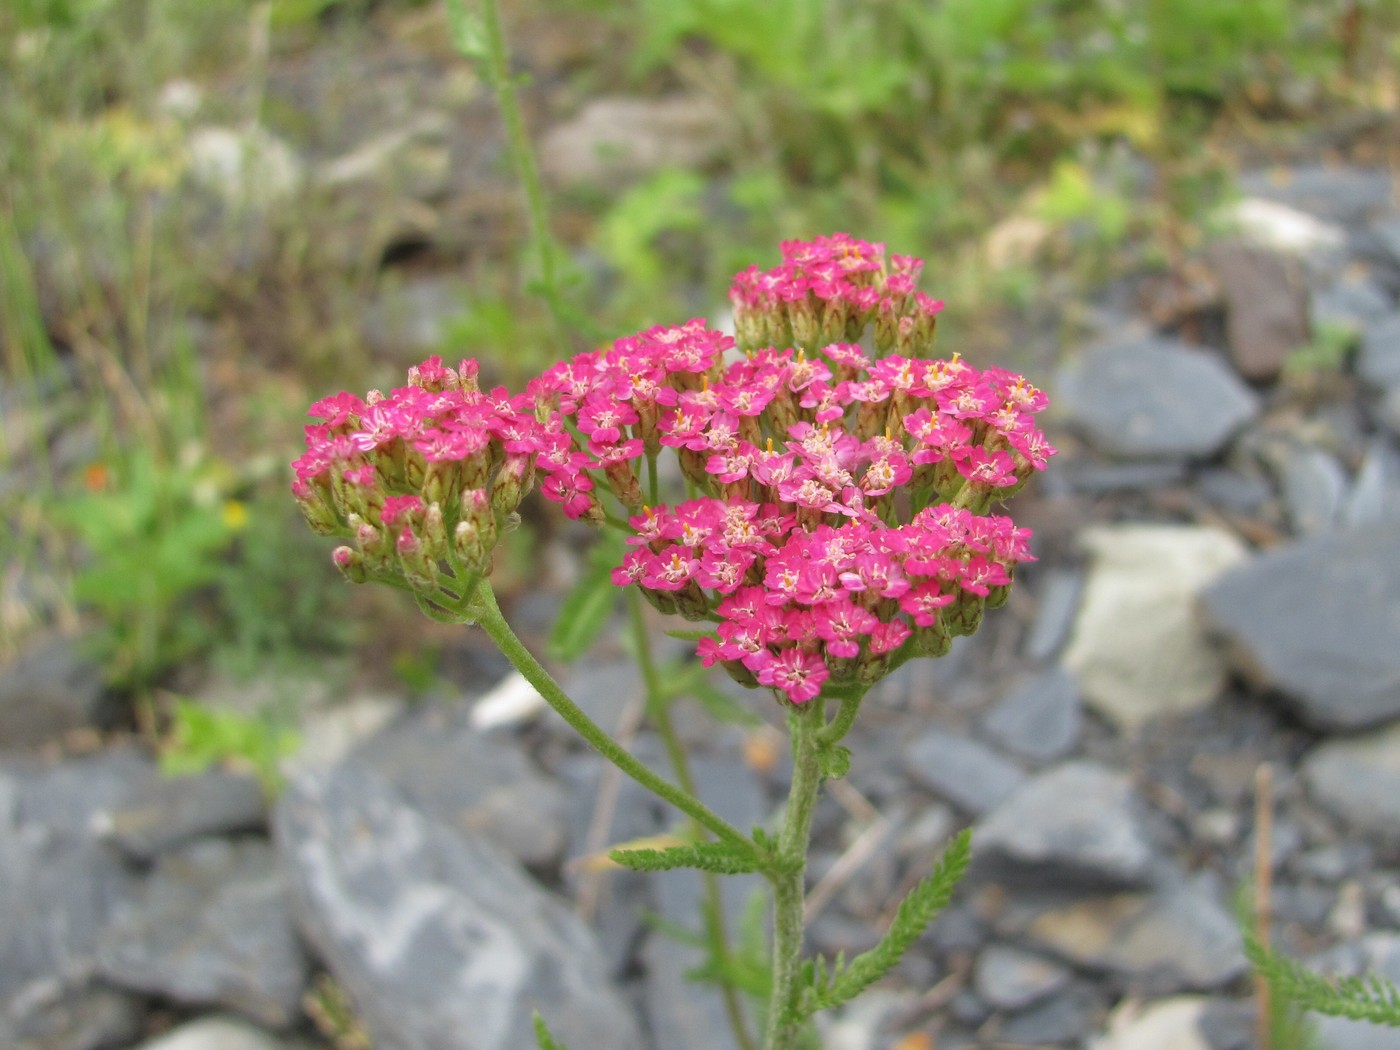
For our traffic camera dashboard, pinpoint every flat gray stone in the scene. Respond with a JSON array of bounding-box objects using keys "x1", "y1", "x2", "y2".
[
  {"x1": 974, "y1": 762, "x2": 1157, "y2": 889},
  {"x1": 539, "y1": 95, "x2": 729, "y2": 189},
  {"x1": 981, "y1": 668, "x2": 1082, "y2": 763},
  {"x1": 349, "y1": 703, "x2": 569, "y2": 870},
  {"x1": 973, "y1": 944, "x2": 1071, "y2": 1011},
  {"x1": 0, "y1": 635, "x2": 105, "y2": 750},
  {"x1": 1312, "y1": 272, "x2": 1394, "y2": 335},
  {"x1": 1200, "y1": 523, "x2": 1400, "y2": 730},
  {"x1": 1304, "y1": 722, "x2": 1400, "y2": 844},
  {"x1": 1237, "y1": 166, "x2": 1396, "y2": 226},
  {"x1": 1360, "y1": 312, "x2": 1400, "y2": 390},
  {"x1": 902, "y1": 730, "x2": 1025, "y2": 815},
  {"x1": 95, "y1": 838, "x2": 309, "y2": 1027},
  {"x1": 1017, "y1": 874, "x2": 1245, "y2": 992},
  {"x1": 1064, "y1": 524, "x2": 1247, "y2": 731},
  {"x1": 275, "y1": 765, "x2": 644, "y2": 1050},
  {"x1": 1055, "y1": 336, "x2": 1259, "y2": 459},
  {"x1": 95, "y1": 768, "x2": 266, "y2": 861},
  {"x1": 1344, "y1": 439, "x2": 1400, "y2": 528},
  {"x1": 0, "y1": 749, "x2": 151, "y2": 1050}
]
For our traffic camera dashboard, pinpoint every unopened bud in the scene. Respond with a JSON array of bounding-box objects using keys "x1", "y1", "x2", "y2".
[
  {"x1": 332, "y1": 545, "x2": 368, "y2": 584},
  {"x1": 490, "y1": 454, "x2": 535, "y2": 516},
  {"x1": 396, "y1": 526, "x2": 437, "y2": 590}
]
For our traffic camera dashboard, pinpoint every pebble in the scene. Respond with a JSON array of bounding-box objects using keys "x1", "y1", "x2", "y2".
[
  {"x1": 1207, "y1": 239, "x2": 1310, "y2": 381},
  {"x1": 1359, "y1": 312, "x2": 1400, "y2": 389},
  {"x1": 972, "y1": 944, "x2": 1072, "y2": 1010},
  {"x1": 95, "y1": 768, "x2": 267, "y2": 861},
  {"x1": 1303, "y1": 722, "x2": 1400, "y2": 845},
  {"x1": 133, "y1": 1016, "x2": 296, "y2": 1050},
  {"x1": 0, "y1": 634, "x2": 106, "y2": 750}
]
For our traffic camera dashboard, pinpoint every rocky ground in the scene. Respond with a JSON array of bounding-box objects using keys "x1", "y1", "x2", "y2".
[{"x1": 4, "y1": 12, "x2": 1400, "y2": 1050}]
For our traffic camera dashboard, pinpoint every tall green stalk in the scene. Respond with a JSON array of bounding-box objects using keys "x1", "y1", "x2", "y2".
[{"x1": 450, "y1": 0, "x2": 573, "y2": 355}]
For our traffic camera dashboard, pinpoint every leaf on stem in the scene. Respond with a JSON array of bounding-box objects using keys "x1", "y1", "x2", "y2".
[
  {"x1": 548, "y1": 531, "x2": 626, "y2": 660},
  {"x1": 444, "y1": 0, "x2": 489, "y2": 62},
  {"x1": 1245, "y1": 933, "x2": 1400, "y2": 1026},
  {"x1": 798, "y1": 829, "x2": 972, "y2": 1018},
  {"x1": 610, "y1": 840, "x2": 765, "y2": 875}
]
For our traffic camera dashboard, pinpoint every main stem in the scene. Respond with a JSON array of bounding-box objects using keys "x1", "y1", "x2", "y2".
[
  {"x1": 469, "y1": 582, "x2": 754, "y2": 853},
  {"x1": 764, "y1": 698, "x2": 825, "y2": 1050}
]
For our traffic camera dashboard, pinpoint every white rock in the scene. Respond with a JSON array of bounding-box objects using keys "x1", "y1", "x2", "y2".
[
  {"x1": 187, "y1": 125, "x2": 304, "y2": 207},
  {"x1": 1219, "y1": 197, "x2": 1346, "y2": 256},
  {"x1": 539, "y1": 95, "x2": 729, "y2": 187},
  {"x1": 1063, "y1": 524, "x2": 1247, "y2": 732},
  {"x1": 470, "y1": 670, "x2": 546, "y2": 730},
  {"x1": 134, "y1": 1015, "x2": 287, "y2": 1050},
  {"x1": 1089, "y1": 996, "x2": 1212, "y2": 1050}
]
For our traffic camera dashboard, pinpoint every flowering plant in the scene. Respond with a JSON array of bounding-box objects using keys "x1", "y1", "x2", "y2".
[{"x1": 293, "y1": 234, "x2": 1053, "y2": 1049}]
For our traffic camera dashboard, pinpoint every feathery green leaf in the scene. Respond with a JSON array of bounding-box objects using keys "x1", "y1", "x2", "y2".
[
  {"x1": 532, "y1": 1012, "x2": 570, "y2": 1050},
  {"x1": 799, "y1": 829, "x2": 971, "y2": 1019},
  {"x1": 610, "y1": 840, "x2": 763, "y2": 875},
  {"x1": 1246, "y1": 934, "x2": 1400, "y2": 1027}
]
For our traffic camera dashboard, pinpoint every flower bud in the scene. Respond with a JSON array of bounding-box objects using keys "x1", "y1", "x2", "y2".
[
  {"x1": 490, "y1": 454, "x2": 535, "y2": 516},
  {"x1": 396, "y1": 526, "x2": 438, "y2": 590},
  {"x1": 332, "y1": 545, "x2": 368, "y2": 584}
]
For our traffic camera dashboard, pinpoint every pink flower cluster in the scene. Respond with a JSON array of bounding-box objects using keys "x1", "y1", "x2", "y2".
[
  {"x1": 291, "y1": 357, "x2": 546, "y2": 590},
  {"x1": 291, "y1": 234, "x2": 1055, "y2": 706},
  {"x1": 524, "y1": 235, "x2": 1054, "y2": 703}
]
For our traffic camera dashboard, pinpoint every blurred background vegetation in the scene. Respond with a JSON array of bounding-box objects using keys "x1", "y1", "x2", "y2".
[{"x1": 2, "y1": 0, "x2": 1397, "y2": 743}]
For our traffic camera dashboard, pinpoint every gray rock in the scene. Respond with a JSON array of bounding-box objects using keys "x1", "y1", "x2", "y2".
[
  {"x1": 275, "y1": 765, "x2": 644, "y2": 1050},
  {"x1": 1236, "y1": 166, "x2": 1396, "y2": 227},
  {"x1": 1344, "y1": 439, "x2": 1400, "y2": 528},
  {"x1": 902, "y1": 730, "x2": 1025, "y2": 815},
  {"x1": 133, "y1": 1015, "x2": 296, "y2": 1050},
  {"x1": 1373, "y1": 216, "x2": 1400, "y2": 269},
  {"x1": 1199, "y1": 523, "x2": 1400, "y2": 730},
  {"x1": 972, "y1": 944, "x2": 1071, "y2": 1011},
  {"x1": 1208, "y1": 239, "x2": 1310, "y2": 381},
  {"x1": 640, "y1": 753, "x2": 767, "y2": 1050},
  {"x1": 95, "y1": 769, "x2": 266, "y2": 861},
  {"x1": 1303, "y1": 722, "x2": 1400, "y2": 844},
  {"x1": 1275, "y1": 444, "x2": 1349, "y2": 535},
  {"x1": 1360, "y1": 312, "x2": 1400, "y2": 390},
  {"x1": 540, "y1": 95, "x2": 730, "y2": 189},
  {"x1": 981, "y1": 668, "x2": 1081, "y2": 763},
  {"x1": 1055, "y1": 336, "x2": 1259, "y2": 459},
  {"x1": 1063, "y1": 524, "x2": 1247, "y2": 732},
  {"x1": 1312, "y1": 272, "x2": 1394, "y2": 336},
  {"x1": 349, "y1": 703, "x2": 570, "y2": 870},
  {"x1": 974, "y1": 762, "x2": 1157, "y2": 889},
  {"x1": 95, "y1": 838, "x2": 308, "y2": 1027},
  {"x1": 0, "y1": 635, "x2": 105, "y2": 749},
  {"x1": 361, "y1": 274, "x2": 473, "y2": 358},
  {"x1": 0, "y1": 749, "x2": 155, "y2": 1050},
  {"x1": 1018, "y1": 874, "x2": 1245, "y2": 992},
  {"x1": 995, "y1": 981, "x2": 1103, "y2": 1045},
  {"x1": 1022, "y1": 569, "x2": 1084, "y2": 662}
]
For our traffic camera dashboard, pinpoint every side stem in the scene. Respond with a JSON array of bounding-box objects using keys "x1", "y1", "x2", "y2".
[
  {"x1": 764, "y1": 698, "x2": 824, "y2": 1050},
  {"x1": 469, "y1": 582, "x2": 753, "y2": 853}
]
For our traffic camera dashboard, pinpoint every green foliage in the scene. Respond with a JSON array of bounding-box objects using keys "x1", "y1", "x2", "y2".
[
  {"x1": 532, "y1": 1012, "x2": 570, "y2": 1050},
  {"x1": 1247, "y1": 933, "x2": 1400, "y2": 1029},
  {"x1": 160, "y1": 697, "x2": 299, "y2": 795},
  {"x1": 798, "y1": 829, "x2": 971, "y2": 1020},
  {"x1": 611, "y1": 839, "x2": 764, "y2": 875},
  {"x1": 547, "y1": 531, "x2": 627, "y2": 661},
  {"x1": 55, "y1": 447, "x2": 240, "y2": 693},
  {"x1": 814, "y1": 743, "x2": 851, "y2": 780}
]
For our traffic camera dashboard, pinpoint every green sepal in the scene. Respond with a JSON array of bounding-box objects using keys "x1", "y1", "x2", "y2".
[
  {"x1": 610, "y1": 840, "x2": 763, "y2": 875},
  {"x1": 798, "y1": 829, "x2": 972, "y2": 1020}
]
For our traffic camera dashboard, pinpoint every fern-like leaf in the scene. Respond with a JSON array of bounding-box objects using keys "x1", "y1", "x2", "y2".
[
  {"x1": 532, "y1": 1011, "x2": 570, "y2": 1050},
  {"x1": 799, "y1": 830, "x2": 972, "y2": 1019},
  {"x1": 610, "y1": 841, "x2": 762, "y2": 875},
  {"x1": 1246, "y1": 934, "x2": 1400, "y2": 1027}
]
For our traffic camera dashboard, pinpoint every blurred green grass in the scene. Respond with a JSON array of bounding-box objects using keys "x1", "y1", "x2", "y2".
[{"x1": 2, "y1": 0, "x2": 1396, "y2": 725}]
